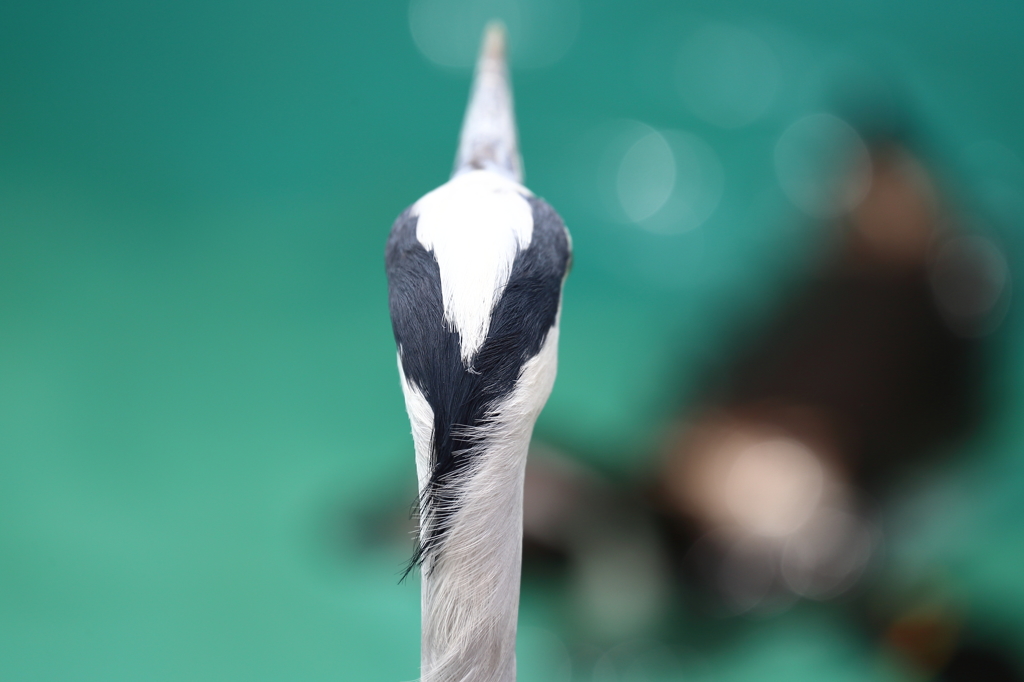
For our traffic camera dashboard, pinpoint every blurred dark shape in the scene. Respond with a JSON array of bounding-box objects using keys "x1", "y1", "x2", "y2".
[
  {"x1": 938, "y1": 642, "x2": 1024, "y2": 682},
  {"x1": 523, "y1": 446, "x2": 670, "y2": 642},
  {"x1": 518, "y1": 132, "x2": 1011, "y2": 666},
  {"x1": 884, "y1": 603, "x2": 962, "y2": 673},
  {"x1": 350, "y1": 477, "x2": 419, "y2": 558},
  {"x1": 707, "y1": 143, "x2": 980, "y2": 488},
  {"x1": 875, "y1": 584, "x2": 1024, "y2": 682},
  {"x1": 931, "y1": 235, "x2": 1011, "y2": 337},
  {"x1": 646, "y1": 140, "x2": 995, "y2": 617},
  {"x1": 521, "y1": 450, "x2": 590, "y2": 571},
  {"x1": 876, "y1": 593, "x2": 1024, "y2": 679}
]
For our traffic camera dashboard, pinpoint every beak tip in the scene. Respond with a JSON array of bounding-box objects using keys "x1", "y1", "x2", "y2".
[
  {"x1": 482, "y1": 21, "x2": 507, "y2": 62},
  {"x1": 453, "y1": 21, "x2": 522, "y2": 183}
]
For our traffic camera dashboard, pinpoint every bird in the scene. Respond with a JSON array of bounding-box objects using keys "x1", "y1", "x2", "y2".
[{"x1": 384, "y1": 23, "x2": 572, "y2": 682}]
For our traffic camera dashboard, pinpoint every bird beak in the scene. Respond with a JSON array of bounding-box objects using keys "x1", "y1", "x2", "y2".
[{"x1": 452, "y1": 22, "x2": 523, "y2": 183}]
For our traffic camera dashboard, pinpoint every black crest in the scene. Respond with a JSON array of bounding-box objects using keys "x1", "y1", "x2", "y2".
[{"x1": 385, "y1": 195, "x2": 570, "y2": 573}]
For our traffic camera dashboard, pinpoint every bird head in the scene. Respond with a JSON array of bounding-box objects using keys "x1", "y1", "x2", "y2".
[{"x1": 385, "y1": 23, "x2": 571, "y2": 574}]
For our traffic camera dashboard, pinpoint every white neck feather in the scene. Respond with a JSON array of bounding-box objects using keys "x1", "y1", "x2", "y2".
[
  {"x1": 404, "y1": 321, "x2": 560, "y2": 682},
  {"x1": 420, "y1": 436, "x2": 528, "y2": 682}
]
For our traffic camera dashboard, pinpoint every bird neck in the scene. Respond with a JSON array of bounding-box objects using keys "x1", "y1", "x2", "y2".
[
  {"x1": 413, "y1": 318, "x2": 561, "y2": 682},
  {"x1": 419, "y1": 429, "x2": 531, "y2": 682}
]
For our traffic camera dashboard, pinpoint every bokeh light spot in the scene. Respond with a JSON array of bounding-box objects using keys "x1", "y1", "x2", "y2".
[
  {"x1": 675, "y1": 23, "x2": 780, "y2": 128},
  {"x1": 781, "y1": 508, "x2": 873, "y2": 600},
  {"x1": 775, "y1": 113, "x2": 871, "y2": 219},
  {"x1": 931, "y1": 235, "x2": 1011, "y2": 337},
  {"x1": 718, "y1": 535, "x2": 780, "y2": 614},
  {"x1": 597, "y1": 121, "x2": 723, "y2": 232},
  {"x1": 653, "y1": 130, "x2": 724, "y2": 233},
  {"x1": 617, "y1": 129, "x2": 676, "y2": 223},
  {"x1": 724, "y1": 438, "x2": 824, "y2": 537}
]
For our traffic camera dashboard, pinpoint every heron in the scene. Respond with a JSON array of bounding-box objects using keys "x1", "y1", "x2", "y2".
[{"x1": 384, "y1": 23, "x2": 572, "y2": 682}]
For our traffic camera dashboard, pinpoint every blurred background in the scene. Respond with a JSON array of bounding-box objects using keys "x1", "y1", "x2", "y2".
[{"x1": 2, "y1": 0, "x2": 1024, "y2": 680}]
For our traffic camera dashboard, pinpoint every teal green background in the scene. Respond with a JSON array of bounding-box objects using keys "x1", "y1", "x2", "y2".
[{"x1": 2, "y1": 1, "x2": 1024, "y2": 680}]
